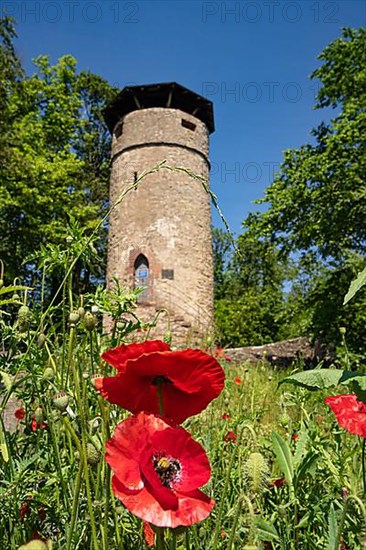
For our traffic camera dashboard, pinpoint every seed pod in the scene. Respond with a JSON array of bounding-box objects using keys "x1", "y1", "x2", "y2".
[
  {"x1": 83, "y1": 312, "x2": 96, "y2": 331},
  {"x1": 52, "y1": 392, "x2": 69, "y2": 412},
  {"x1": 87, "y1": 443, "x2": 100, "y2": 465}
]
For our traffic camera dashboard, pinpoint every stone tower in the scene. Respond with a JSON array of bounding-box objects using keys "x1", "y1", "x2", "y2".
[{"x1": 104, "y1": 82, "x2": 215, "y2": 344}]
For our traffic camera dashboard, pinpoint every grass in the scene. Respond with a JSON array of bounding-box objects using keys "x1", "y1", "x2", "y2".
[
  {"x1": 1, "y1": 298, "x2": 366, "y2": 550},
  {"x1": 0, "y1": 265, "x2": 366, "y2": 548}
]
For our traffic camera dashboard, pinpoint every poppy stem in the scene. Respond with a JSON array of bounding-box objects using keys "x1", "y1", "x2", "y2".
[
  {"x1": 157, "y1": 379, "x2": 165, "y2": 415},
  {"x1": 156, "y1": 527, "x2": 166, "y2": 550}
]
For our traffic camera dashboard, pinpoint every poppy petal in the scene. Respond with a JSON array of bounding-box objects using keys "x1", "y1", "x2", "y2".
[
  {"x1": 325, "y1": 394, "x2": 366, "y2": 438},
  {"x1": 102, "y1": 340, "x2": 170, "y2": 371}
]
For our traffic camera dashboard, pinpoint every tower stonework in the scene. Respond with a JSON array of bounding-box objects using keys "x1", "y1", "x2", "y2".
[{"x1": 104, "y1": 83, "x2": 215, "y2": 345}]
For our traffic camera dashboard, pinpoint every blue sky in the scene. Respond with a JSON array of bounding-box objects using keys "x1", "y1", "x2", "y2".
[{"x1": 6, "y1": 0, "x2": 366, "y2": 235}]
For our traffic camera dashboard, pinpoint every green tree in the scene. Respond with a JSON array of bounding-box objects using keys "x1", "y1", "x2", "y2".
[
  {"x1": 0, "y1": 38, "x2": 118, "y2": 289},
  {"x1": 213, "y1": 232, "x2": 293, "y2": 347},
  {"x1": 242, "y1": 27, "x2": 366, "y2": 351}
]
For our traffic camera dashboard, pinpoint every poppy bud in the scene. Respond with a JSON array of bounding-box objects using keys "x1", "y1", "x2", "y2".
[
  {"x1": 163, "y1": 331, "x2": 172, "y2": 345},
  {"x1": 18, "y1": 305, "x2": 31, "y2": 332},
  {"x1": 84, "y1": 312, "x2": 96, "y2": 331},
  {"x1": 89, "y1": 417, "x2": 101, "y2": 435},
  {"x1": 12, "y1": 293, "x2": 20, "y2": 301},
  {"x1": 37, "y1": 333, "x2": 46, "y2": 348},
  {"x1": 66, "y1": 235, "x2": 73, "y2": 245},
  {"x1": 53, "y1": 392, "x2": 69, "y2": 412},
  {"x1": 87, "y1": 443, "x2": 100, "y2": 465},
  {"x1": 339, "y1": 327, "x2": 346, "y2": 335},
  {"x1": 0, "y1": 279, "x2": 3, "y2": 289},
  {"x1": 91, "y1": 305, "x2": 99, "y2": 314},
  {"x1": 17, "y1": 541, "x2": 50, "y2": 550},
  {"x1": 68, "y1": 311, "x2": 80, "y2": 326},
  {"x1": 78, "y1": 306, "x2": 85, "y2": 319}
]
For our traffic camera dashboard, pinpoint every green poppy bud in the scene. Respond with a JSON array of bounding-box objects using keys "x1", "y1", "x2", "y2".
[
  {"x1": 68, "y1": 311, "x2": 80, "y2": 326},
  {"x1": 84, "y1": 312, "x2": 97, "y2": 331},
  {"x1": 87, "y1": 443, "x2": 100, "y2": 465},
  {"x1": 77, "y1": 306, "x2": 85, "y2": 319},
  {"x1": 37, "y1": 333, "x2": 47, "y2": 348},
  {"x1": 18, "y1": 305, "x2": 31, "y2": 332},
  {"x1": 52, "y1": 392, "x2": 69, "y2": 412}
]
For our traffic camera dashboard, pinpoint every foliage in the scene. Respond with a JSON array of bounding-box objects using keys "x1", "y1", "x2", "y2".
[
  {"x1": 237, "y1": 27, "x2": 366, "y2": 351},
  {"x1": 213, "y1": 229, "x2": 297, "y2": 347},
  {"x1": 2, "y1": 277, "x2": 366, "y2": 548},
  {"x1": 0, "y1": 20, "x2": 118, "y2": 289}
]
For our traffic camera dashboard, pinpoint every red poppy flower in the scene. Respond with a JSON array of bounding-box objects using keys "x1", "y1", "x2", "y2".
[
  {"x1": 325, "y1": 394, "x2": 366, "y2": 438},
  {"x1": 221, "y1": 413, "x2": 231, "y2": 421},
  {"x1": 20, "y1": 502, "x2": 31, "y2": 521},
  {"x1": 234, "y1": 377, "x2": 242, "y2": 386},
  {"x1": 95, "y1": 340, "x2": 225, "y2": 424},
  {"x1": 105, "y1": 412, "x2": 215, "y2": 528},
  {"x1": 271, "y1": 476, "x2": 286, "y2": 488},
  {"x1": 224, "y1": 431, "x2": 237, "y2": 443},
  {"x1": 293, "y1": 433, "x2": 299, "y2": 441},
  {"x1": 212, "y1": 347, "x2": 231, "y2": 362},
  {"x1": 14, "y1": 407, "x2": 25, "y2": 420},
  {"x1": 31, "y1": 419, "x2": 47, "y2": 431}
]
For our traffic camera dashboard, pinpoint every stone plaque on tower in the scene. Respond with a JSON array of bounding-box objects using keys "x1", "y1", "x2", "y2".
[{"x1": 104, "y1": 82, "x2": 215, "y2": 345}]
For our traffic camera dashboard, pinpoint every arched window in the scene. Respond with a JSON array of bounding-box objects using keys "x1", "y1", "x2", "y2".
[{"x1": 134, "y1": 254, "x2": 149, "y2": 303}]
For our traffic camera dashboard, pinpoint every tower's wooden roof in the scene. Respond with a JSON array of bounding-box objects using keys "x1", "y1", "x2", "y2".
[{"x1": 104, "y1": 82, "x2": 215, "y2": 134}]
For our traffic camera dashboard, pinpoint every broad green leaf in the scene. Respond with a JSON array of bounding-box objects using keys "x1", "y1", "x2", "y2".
[
  {"x1": 279, "y1": 369, "x2": 366, "y2": 391},
  {"x1": 327, "y1": 503, "x2": 337, "y2": 550},
  {"x1": 343, "y1": 265, "x2": 366, "y2": 305},
  {"x1": 255, "y1": 517, "x2": 280, "y2": 541},
  {"x1": 271, "y1": 432, "x2": 294, "y2": 485}
]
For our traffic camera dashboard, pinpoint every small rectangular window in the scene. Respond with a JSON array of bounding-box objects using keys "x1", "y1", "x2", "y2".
[
  {"x1": 114, "y1": 123, "x2": 123, "y2": 138},
  {"x1": 181, "y1": 119, "x2": 196, "y2": 132},
  {"x1": 161, "y1": 269, "x2": 174, "y2": 280}
]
